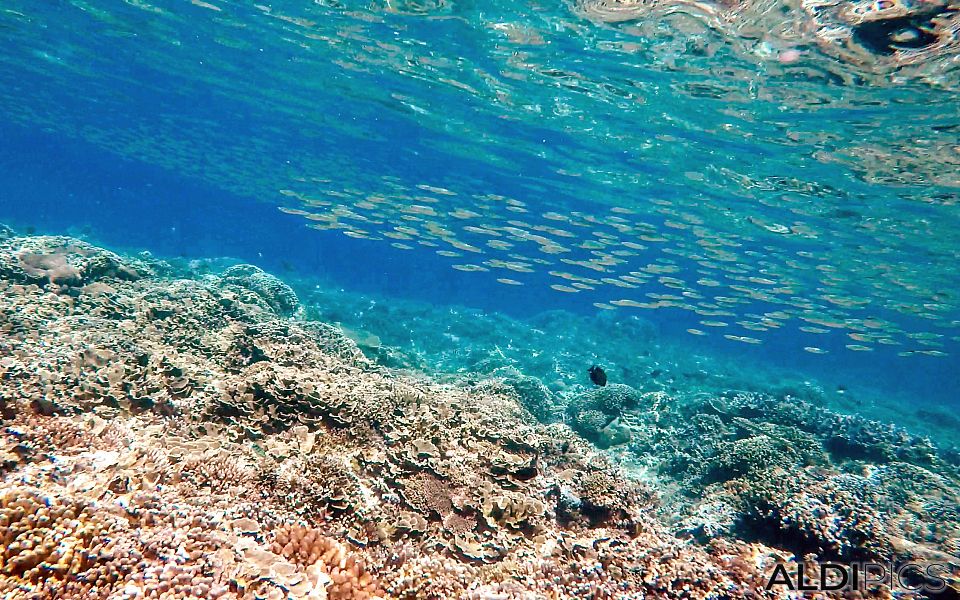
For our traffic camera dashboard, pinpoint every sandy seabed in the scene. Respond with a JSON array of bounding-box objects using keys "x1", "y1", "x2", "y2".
[{"x1": 0, "y1": 226, "x2": 957, "y2": 599}]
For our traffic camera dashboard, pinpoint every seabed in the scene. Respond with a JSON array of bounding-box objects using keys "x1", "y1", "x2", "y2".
[{"x1": 0, "y1": 226, "x2": 958, "y2": 599}]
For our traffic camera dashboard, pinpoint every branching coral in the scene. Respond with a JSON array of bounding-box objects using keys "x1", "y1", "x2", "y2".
[
  {"x1": 178, "y1": 452, "x2": 253, "y2": 495},
  {"x1": 727, "y1": 468, "x2": 891, "y2": 560},
  {"x1": 272, "y1": 525, "x2": 383, "y2": 600}
]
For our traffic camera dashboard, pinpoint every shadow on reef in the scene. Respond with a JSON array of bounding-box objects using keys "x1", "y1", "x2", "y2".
[{"x1": 0, "y1": 226, "x2": 958, "y2": 598}]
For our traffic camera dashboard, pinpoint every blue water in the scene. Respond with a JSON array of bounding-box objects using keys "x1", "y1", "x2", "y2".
[{"x1": 1, "y1": 0, "x2": 958, "y2": 407}]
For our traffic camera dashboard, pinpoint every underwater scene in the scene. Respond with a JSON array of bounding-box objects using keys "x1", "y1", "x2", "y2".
[{"x1": 1, "y1": 0, "x2": 960, "y2": 598}]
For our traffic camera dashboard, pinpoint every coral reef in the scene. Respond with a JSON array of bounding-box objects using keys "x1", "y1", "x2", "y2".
[
  {"x1": 1, "y1": 229, "x2": 958, "y2": 598},
  {"x1": 272, "y1": 525, "x2": 381, "y2": 600},
  {"x1": 220, "y1": 264, "x2": 301, "y2": 318},
  {"x1": 493, "y1": 367, "x2": 561, "y2": 424},
  {"x1": 0, "y1": 231, "x2": 781, "y2": 599},
  {"x1": 0, "y1": 235, "x2": 151, "y2": 288},
  {"x1": 565, "y1": 383, "x2": 641, "y2": 448},
  {"x1": 618, "y1": 388, "x2": 960, "y2": 576}
]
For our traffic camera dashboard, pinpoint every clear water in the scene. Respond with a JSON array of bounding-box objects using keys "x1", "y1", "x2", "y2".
[
  {"x1": 0, "y1": 0, "x2": 958, "y2": 406},
  {"x1": 3, "y1": 2, "x2": 960, "y2": 596}
]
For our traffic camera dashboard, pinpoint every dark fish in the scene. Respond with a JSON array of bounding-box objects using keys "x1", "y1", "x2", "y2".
[{"x1": 588, "y1": 365, "x2": 607, "y2": 387}]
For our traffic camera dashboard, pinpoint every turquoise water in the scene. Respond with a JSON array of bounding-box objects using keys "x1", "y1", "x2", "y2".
[{"x1": 0, "y1": 0, "x2": 958, "y2": 404}]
